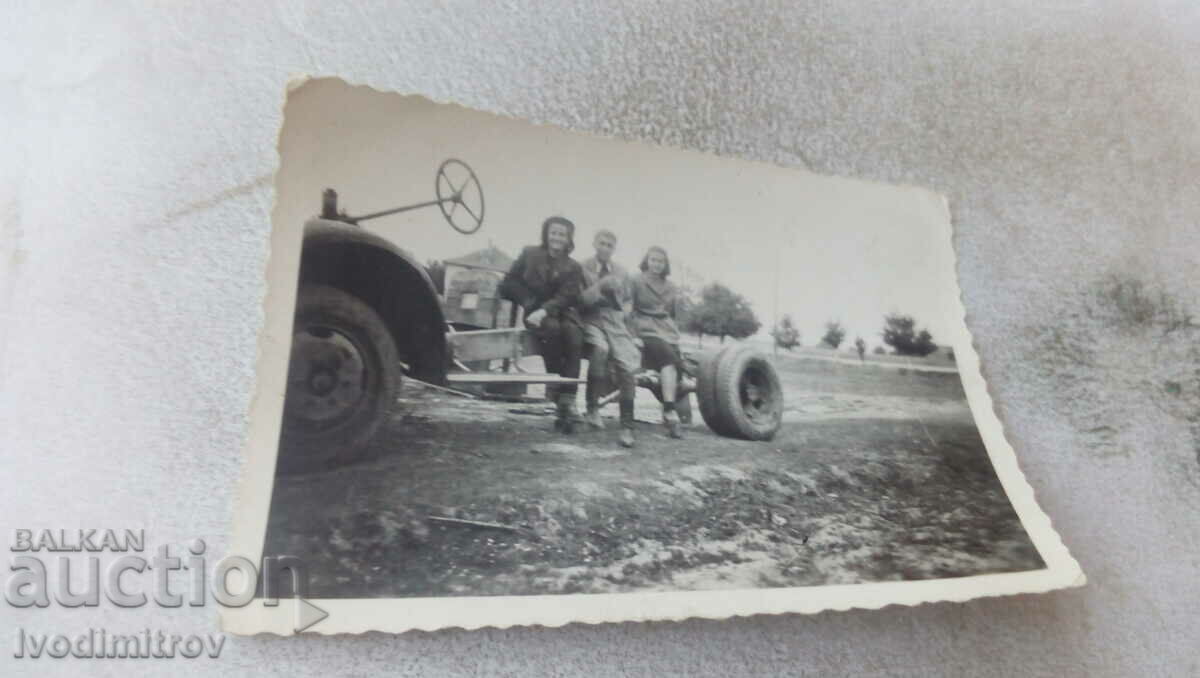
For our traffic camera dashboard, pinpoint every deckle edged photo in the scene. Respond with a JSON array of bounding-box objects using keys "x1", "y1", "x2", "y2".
[{"x1": 226, "y1": 77, "x2": 1081, "y2": 634}]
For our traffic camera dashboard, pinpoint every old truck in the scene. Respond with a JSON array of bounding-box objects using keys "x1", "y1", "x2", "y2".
[{"x1": 277, "y1": 160, "x2": 784, "y2": 474}]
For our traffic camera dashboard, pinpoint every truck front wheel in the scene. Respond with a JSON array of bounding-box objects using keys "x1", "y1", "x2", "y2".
[{"x1": 277, "y1": 284, "x2": 401, "y2": 474}]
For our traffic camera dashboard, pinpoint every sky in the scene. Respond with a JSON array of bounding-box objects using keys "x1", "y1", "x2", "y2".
[{"x1": 275, "y1": 79, "x2": 959, "y2": 351}]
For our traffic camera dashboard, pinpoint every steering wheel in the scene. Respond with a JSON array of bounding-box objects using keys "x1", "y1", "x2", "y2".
[{"x1": 435, "y1": 158, "x2": 485, "y2": 234}]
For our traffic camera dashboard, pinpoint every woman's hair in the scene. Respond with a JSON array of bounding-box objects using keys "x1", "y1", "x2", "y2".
[
  {"x1": 639, "y1": 246, "x2": 671, "y2": 277},
  {"x1": 540, "y1": 216, "x2": 575, "y2": 255}
]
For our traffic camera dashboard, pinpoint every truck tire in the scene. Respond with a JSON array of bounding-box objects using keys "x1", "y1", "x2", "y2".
[
  {"x1": 695, "y1": 345, "x2": 736, "y2": 436},
  {"x1": 712, "y1": 345, "x2": 783, "y2": 440},
  {"x1": 277, "y1": 284, "x2": 402, "y2": 474}
]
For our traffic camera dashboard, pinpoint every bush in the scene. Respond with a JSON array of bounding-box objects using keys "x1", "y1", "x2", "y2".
[
  {"x1": 881, "y1": 314, "x2": 938, "y2": 357},
  {"x1": 821, "y1": 321, "x2": 846, "y2": 349},
  {"x1": 772, "y1": 315, "x2": 801, "y2": 350}
]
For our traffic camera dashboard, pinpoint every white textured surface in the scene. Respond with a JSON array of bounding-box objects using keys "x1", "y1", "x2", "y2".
[{"x1": 1, "y1": 2, "x2": 1197, "y2": 676}]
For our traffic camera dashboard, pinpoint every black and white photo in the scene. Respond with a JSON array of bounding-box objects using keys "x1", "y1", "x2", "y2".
[{"x1": 225, "y1": 78, "x2": 1080, "y2": 634}]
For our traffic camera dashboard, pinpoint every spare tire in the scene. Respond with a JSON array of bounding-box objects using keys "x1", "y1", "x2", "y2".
[
  {"x1": 695, "y1": 345, "x2": 736, "y2": 436},
  {"x1": 277, "y1": 284, "x2": 402, "y2": 474},
  {"x1": 706, "y1": 345, "x2": 783, "y2": 440}
]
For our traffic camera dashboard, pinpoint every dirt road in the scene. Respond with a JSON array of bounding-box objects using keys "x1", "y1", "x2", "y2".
[{"x1": 264, "y1": 353, "x2": 1041, "y2": 597}]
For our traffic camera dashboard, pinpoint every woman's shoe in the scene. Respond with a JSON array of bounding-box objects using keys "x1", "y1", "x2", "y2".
[
  {"x1": 663, "y1": 410, "x2": 682, "y2": 439},
  {"x1": 619, "y1": 427, "x2": 635, "y2": 448}
]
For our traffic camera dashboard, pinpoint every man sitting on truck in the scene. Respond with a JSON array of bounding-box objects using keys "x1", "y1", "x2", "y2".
[{"x1": 579, "y1": 229, "x2": 639, "y2": 448}]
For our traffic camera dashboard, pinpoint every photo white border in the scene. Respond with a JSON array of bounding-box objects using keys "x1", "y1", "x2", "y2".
[{"x1": 223, "y1": 77, "x2": 1083, "y2": 635}]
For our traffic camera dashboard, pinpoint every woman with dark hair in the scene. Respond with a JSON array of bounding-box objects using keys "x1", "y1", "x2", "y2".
[
  {"x1": 631, "y1": 245, "x2": 686, "y2": 439},
  {"x1": 499, "y1": 216, "x2": 586, "y2": 433}
]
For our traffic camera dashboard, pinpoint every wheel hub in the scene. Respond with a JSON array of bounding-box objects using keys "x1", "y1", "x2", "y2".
[
  {"x1": 740, "y1": 369, "x2": 772, "y2": 422},
  {"x1": 286, "y1": 325, "x2": 368, "y2": 427}
]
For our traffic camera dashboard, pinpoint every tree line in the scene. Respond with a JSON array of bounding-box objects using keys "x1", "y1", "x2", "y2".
[
  {"x1": 675, "y1": 282, "x2": 941, "y2": 358},
  {"x1": 772, "y1": 313, "x2": 940, "y2": 357}
]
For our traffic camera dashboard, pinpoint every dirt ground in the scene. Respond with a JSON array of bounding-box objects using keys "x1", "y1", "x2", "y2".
[{"x1": 263, "y1": 350, "x2": 1043, "y2": 597}]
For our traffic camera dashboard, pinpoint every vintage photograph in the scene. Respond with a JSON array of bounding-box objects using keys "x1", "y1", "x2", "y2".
[{"x1": 226, "y1": 78, "x2": 1080, "y2": 633}]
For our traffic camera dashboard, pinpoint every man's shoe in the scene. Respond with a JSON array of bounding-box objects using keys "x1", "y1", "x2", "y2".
[
  {"x1": 584, "y1": 409, "x2": 605, "y2": 430},
  {"x1": 619, "y1": 427, "x2": 635, "y2": 448}
]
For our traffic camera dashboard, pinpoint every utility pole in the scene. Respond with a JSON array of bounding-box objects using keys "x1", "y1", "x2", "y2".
[{"x1": 773, "y1": 225, "x2": 781, "y2": 357}]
